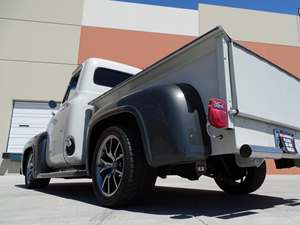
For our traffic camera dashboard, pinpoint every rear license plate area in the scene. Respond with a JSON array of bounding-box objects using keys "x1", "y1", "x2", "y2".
[{"x1": 274, "y1": 129, "x2": 298, "y2": 154}]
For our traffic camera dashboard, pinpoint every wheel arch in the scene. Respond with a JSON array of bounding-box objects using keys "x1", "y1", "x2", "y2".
[
  {"x1": 21, "y1": 147, "x2": 33, "y2": 175},
  {"x1": 21, "y1": 132, "x2": 48, "y2": 175},
  {"x1": 176, "y1": 83, "x2": 211, "y2": 155},
  {"x1": 86, "y1": 108, "x2": 150, "y2": 176}
]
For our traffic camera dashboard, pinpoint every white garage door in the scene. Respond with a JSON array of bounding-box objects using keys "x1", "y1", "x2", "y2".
[{"x1": 6, "y1": 101, "x2": 59, "y2": 154}]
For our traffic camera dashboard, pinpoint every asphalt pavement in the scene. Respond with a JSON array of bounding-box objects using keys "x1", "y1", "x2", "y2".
[{"x1": 1, "y1": 175, "x2": 300, "y2": 225}]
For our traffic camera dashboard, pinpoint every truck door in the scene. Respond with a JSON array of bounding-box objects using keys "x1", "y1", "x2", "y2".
[{"x1": 46, "y1": 72, "x2": 80, "y2": 168}]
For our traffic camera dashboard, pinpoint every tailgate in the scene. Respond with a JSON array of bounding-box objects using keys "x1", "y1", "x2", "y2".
[
  {"x1": 232, "y1": 43, "x2": 300, "y2": 131},
  {"x1": 230, "y1": 42, "x2": 300, "y2": 159}
]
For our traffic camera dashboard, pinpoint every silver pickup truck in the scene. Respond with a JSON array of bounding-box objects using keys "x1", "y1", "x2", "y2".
[{"x1": 21, "y1": 27, "x2": 300, "y2": 207}]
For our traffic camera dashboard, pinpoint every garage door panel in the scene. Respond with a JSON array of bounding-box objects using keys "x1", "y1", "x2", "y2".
[
  {"x1": 11, "y1": 114, "x2": 53, "y2": 118},
  {"x1": 12, "y1": 108, "x2": 55, "y2": 114},
  {"x1": 8, "y1": 146, "x2": 24, "y2": 151},
  {"x1": 9, "y1": 134, "x2": 37, "y2": 138},
  {"x1": 13, "y1": 108, "x2": 56, "y2": 114},
  {"x1": 10, "y1": 124, "x2": 49, "y2": 128},
  {"x1": 11, "y1": 117, "x2": 53, "y2": 125},
  {"x1": 10, "y1": 122, "x2": 50, "y2": 128},
  {"x1": 9, "y1": 127, "x2": 47, "y2": 135},
  {"x1": 8, "y1": 137, "x2": 34, "y2": 145},
  {"x1": 10, "y1": 125, "x2": 48, "y2": 130}
]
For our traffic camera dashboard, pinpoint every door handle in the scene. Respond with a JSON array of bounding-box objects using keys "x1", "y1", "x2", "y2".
[
  {"x1": 52, "y1": 119, "x2": 58, "y2": 125},
  {"x1": 19, "y1": 124, "x2": 29, "y2": 127},
  {"x1": 61, "y1": 102, "x2": 69, "y2": 110}
]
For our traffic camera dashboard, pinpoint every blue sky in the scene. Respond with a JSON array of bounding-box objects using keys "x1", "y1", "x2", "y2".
[{"x1": 115, "y1": 0, "x2": 300, "y2": 15}]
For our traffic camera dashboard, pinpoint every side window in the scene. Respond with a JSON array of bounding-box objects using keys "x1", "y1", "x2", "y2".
[
  {"x1": 93, "y1": 68, "x2": 132, "y2": 87},
  {"x1": 62, "y1": 71, "x2": 80, "y2": 103}
]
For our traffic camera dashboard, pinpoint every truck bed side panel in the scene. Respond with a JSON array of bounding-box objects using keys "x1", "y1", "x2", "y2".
[{"x1": 91, "y1": 32, "x2": 232, "y2": 165}]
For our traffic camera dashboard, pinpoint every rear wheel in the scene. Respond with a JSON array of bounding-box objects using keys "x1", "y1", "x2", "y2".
[
  {"x1": 92, "y1": 125, "x2": 156, "y2": 207},
  {"x1": 214, "y1": 161, "x2": 266, "y2": 194},
  {"x1": 25, "y1": 152, "x2": 50, "y2": 189}
]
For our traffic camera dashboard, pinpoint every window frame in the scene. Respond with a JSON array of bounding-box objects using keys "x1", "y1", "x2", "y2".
[{"x1": 62, "y1": 70, "x2": 81, "y2": 103}]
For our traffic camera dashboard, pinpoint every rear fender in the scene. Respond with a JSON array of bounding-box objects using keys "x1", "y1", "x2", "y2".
[
  {"x1": 88, "y1": 84, "x2": 210, "y2": 170},
  {"x1": 119, "y1": 84, "x2": 210, "y2": 166}
]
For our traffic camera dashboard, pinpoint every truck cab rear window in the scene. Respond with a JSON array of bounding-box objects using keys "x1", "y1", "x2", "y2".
[{"x1": 94, "y1": 68, "x2": 132, "y2": 87}]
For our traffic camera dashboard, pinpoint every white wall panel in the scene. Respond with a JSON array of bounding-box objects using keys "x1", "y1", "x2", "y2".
[
  {"x1": 82, "y1": 0, "x2": 199, "y2": 36},
  {"x1": 199, "y1": 4, "x2": 300, "y2": 46}
]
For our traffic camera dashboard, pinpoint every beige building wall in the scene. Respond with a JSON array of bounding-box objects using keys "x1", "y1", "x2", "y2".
[
  {"x1": 0, "y1": 19, "x2": 81, "y2": 63},
  {"x1": 0, "y1": 0, "x2": 83, "y2": 25},
  {"x1": 199, "y1": 3, "x2": 300, "y2": 46},
  {"x1": 0, "y1": 0, "x2": 84, "y2": 174}
]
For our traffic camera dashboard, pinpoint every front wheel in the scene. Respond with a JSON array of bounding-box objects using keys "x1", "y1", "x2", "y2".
[
  {"x1": 24, "y1": 152, "x2": 50, "y2": 189},
  {"x1": 214, "y1": 161, "x2": 266, "y2": 194},
  {"x1": 92, "y1": 125, "x2": 156, "y2": 207}
]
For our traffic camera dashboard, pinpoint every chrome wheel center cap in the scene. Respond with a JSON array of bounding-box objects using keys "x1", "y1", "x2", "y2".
[{"x1": 112, "y1": 161, "x2": 118, "y2": 169}]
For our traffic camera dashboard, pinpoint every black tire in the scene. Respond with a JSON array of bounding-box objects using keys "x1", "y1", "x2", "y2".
[
  {"x1": 92, "y1": 125, "x2": 156, "y2": 207},
  {"x1": 24, "y1": 151, "x2": 50, "y2": 189},
  {"x1": 214, "y1": 161, "x2": 266, "y2": 194}
]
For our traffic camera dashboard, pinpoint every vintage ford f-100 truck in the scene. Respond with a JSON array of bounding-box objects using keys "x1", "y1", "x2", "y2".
[{"x1": 21, "y1": 27, "x2": 300, "y2": 207}]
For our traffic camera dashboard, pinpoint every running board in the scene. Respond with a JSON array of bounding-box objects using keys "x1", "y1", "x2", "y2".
[{"x1": 37, "y1": 169, "x2": 87, "y2": 179}]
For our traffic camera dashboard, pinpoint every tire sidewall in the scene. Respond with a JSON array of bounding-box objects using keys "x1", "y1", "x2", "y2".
[
  {"x1": 25, "y1": 152, "x2": 34, "y2": 188},
  {"x1": 215, "y1": 161, "x2": 266, "y2": 194},
  {"x1": 91, "y1": 126, "x2": 135, "y2": 206}
]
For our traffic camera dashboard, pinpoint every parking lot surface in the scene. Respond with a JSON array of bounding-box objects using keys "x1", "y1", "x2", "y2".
[{"x1": 1, "y1": 175, "x2": 300, "y2": 225}]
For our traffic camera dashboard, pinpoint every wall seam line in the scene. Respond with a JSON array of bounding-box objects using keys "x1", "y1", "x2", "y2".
[
  {"x1": 0, "y1": 17, "x2": 81, "y2": 27},
  {"x1": 0, "y1": 58, "x2": 78, "y2": 66}
]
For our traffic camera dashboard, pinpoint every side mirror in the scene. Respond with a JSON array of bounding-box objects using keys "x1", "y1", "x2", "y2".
[{"x1": 48, "y1": 100, "x2": 57, "y2": 109}]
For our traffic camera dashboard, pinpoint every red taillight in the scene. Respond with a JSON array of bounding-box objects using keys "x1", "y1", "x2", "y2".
[{"x1": 208, "y1": 98, "x2": 228, "y2": 129}]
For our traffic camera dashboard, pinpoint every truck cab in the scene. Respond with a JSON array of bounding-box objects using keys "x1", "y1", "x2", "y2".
[{"x1": 46, "y1": 58, "x2": 141, "y2": 169}]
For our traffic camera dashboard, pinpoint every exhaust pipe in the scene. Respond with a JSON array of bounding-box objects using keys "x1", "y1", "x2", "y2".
[{"x1": 239, "y1": 144, "x2": 297, "y2": 159}]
